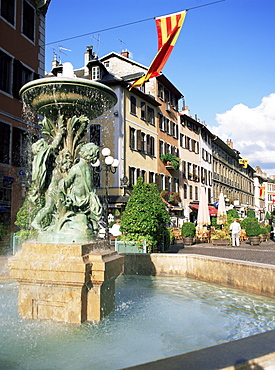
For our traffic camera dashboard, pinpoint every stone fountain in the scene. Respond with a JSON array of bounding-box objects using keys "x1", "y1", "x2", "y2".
[{"x1": 9, "y1": 64, "x2": 124, "y2": 324}]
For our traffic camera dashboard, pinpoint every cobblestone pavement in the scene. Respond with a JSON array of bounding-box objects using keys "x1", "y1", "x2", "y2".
[{"x1": 171, "y1": 240, "x2": 275, "y2": 265}]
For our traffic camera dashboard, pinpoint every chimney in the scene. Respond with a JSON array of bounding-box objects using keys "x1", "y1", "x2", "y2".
[
  {"x1": 121, "y1": 49, "x2": 130, "y2": 58},
  {"x1": 84, "y1": 46, "x2": 93, "y2": 76},
  {"x1": 52, "y1": 54, "x2": 59, "y2": 68},
  {"x1": 226, "y1": 139, "x2": 233, "y2": 149}
]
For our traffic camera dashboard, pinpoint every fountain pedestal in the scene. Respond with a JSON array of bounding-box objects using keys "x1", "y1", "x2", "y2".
[{"x1": 9, "y1": 242, "x2": 124, "y2": 324}]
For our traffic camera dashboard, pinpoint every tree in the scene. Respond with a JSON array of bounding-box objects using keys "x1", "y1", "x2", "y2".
[
  {"x1": 120, "y1": 178, "x2": 170, "y2": 252},
  {"x1": 247, "y1": 210, "x2": 256, "y2": 218}
]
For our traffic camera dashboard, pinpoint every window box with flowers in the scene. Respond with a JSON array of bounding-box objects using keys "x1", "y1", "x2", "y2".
[
  {"x1": 211, "y1": 228, "x2": 231, "y2": 246},
  {"x1": 160, "y1": 153, "x2": 180, "y2": 170},
  {"x1": 160, "y1": 190, "x2": 169, "y2": 201},
  {"x1": 168, "y1": 192, "x2": 181, "y2": 205}
]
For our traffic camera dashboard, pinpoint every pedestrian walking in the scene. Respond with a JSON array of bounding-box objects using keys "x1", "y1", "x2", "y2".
[{"x1": 230, "y1": 218, "x2": 241, "y2": 247}]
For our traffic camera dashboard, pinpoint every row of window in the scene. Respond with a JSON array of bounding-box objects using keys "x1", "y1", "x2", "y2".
[
  {"x1": 213, "y1": 184, "x2": 253, "y2": 206},
  {"x1": 129, "y1": 167, "x2": 155, "y2": 187},
  {"x1": 180, "y1": 116, "x2": 199, "y2": 134},
  {"x1": 159, "y1": 140, "x2": 179, "y2": 158},
  {"x1": 129, "y1": 127, "x2": 155, "y2": 156},
  {"x1": 0, "y1": 49, "x2": 37, "y2": 96},
  {"x1": 202, "y1": 148, "x2": 212, "y2": 163},
  {"x1": 213, "y1": 159, "x2": 253, "y2": 192},
  {"x1": 179, "y1": 134, "x2": 199, "y2": 153},
  {"x1": 130, "y1": 96, "x2": 155, "y2": 126},
  {"x1": 0, "y1": 121, "x2": 31, "y2": 167},
  {"x1": 157, "y1": 82, "x2": 177, "y2": 109},
  {"x1": 158, "y1": 113, "x2": 178, "y2": 138},
  {"x1": 1, "y1": 0, "x2": 36, "y2": 42},
  {"x1": 128, "y1": 167, "x2": 179, "y2": 193},
  {"x1": 182, "y1": 161, "x2": 212, "y2": 186}
]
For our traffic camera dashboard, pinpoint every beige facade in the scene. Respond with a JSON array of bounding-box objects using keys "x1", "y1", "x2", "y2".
[{"x1": 212, "y1": 137, "x2": 254, "y2": 217}]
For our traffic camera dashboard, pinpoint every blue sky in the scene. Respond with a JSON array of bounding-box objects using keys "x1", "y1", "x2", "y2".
[{"x1": 45, "y1": 0, "x2": 275, "y2": 174}]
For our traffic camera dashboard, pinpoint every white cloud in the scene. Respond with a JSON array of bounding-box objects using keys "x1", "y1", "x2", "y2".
[{"x1": 212, "y1": 93, "x2": 275, "y2": 175}]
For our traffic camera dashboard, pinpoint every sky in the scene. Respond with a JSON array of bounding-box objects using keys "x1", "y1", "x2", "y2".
[{"x1": 45, "y1": 0, "x2": 275, "y2": 174}]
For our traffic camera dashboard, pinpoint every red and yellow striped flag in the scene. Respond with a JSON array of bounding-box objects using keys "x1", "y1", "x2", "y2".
[
  {"x1": 260, "y1": 186, "x2": 265, "y2": 198},
  {"x1": 130, "y1": 10, "x2": 186, "y2": 89}
]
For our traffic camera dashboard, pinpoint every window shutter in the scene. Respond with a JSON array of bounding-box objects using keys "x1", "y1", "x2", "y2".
[
  {"x1": 137, "y1": 130, "x2": 142, "y2": 151},
  {"x1": 13, "y1": 59, "x2": 21, "y2": 98},
  {"x1": 146, "y1": 134, "x2": 150, "y2": 154}
]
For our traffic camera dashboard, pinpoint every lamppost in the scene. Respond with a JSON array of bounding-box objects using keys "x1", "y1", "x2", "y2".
[{"x1": 92, "y1": 147, "x2": 119, "y2": 244}]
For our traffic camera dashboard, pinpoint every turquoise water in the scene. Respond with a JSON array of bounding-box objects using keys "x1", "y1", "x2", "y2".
[{"x1": 1, "y1": 275, "x2": 275, "y2": 369}]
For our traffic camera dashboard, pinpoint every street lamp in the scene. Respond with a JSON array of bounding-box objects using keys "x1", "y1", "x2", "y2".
[{"x1": 92, "y1": 147, "x2": 119, "y2": 244}]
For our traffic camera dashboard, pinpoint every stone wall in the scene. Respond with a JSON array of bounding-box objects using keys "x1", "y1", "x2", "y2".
[{"x1": 123, "y1": 253, "x2": 275, "y2": 298}]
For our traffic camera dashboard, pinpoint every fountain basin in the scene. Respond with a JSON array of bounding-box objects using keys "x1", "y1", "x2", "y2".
[
  {"x1": 1, "y1": 274, "x2": 275, "y2": 369},
  {"x1": 19, "y1": 77, "x2": 117, "y2": 119}
]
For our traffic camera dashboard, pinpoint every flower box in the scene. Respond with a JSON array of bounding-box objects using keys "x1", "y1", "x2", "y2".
[
  {"x1": 212, "y1": 239, "x2": 230, "y2": 246},
  {"x1": 115, "y1": 240, "x2": 147, "y2": 253}
]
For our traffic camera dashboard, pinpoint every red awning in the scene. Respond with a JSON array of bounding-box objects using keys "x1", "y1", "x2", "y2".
[{"x1": 189, "y1": 205, "x2": 217, "y2": 216}]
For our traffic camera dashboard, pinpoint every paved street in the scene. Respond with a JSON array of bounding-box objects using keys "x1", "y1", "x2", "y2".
[{"x1": 171, "y1": 239, "x2": 275, "y2": 265}]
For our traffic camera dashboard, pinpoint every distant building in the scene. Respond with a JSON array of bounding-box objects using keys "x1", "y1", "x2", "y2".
[{"x1": 212, "y1": 138, "x2": 254, "y2": 217}]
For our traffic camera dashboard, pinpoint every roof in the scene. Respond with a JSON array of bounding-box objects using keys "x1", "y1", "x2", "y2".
[{"x1": 100, "y1": 52, "x2": 148, "y2": 70}]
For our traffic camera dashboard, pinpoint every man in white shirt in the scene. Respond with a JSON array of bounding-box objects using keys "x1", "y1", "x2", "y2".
[{"x1": 230, "y1": 218, "x2": 241, "y2": 247}]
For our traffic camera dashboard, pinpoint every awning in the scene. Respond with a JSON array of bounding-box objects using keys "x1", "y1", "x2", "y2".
[{"x1": 189, "y1": 205, "x2": 217, "y2": 216}]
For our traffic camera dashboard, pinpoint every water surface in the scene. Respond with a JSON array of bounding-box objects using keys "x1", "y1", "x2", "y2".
[{"x1": 1, "y1": 275, "x2": 275, "y2": 369}]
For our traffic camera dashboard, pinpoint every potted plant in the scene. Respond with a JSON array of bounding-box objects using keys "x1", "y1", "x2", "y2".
[
  {"x1": 266, "y1": 224, "x2": 272, "y2": 240},
  {"x1": 244, "y1": 220, "x2": 261, "y2": 245},
  {"x1": 210, "y1": 227, "x2": 231, "y2": 246},
  {"x1": 259, "y1": 226, "x2": 268, "y2": 242},
  {"x1": 181, "y1": 222, "x2": 196, "y2": 246}
]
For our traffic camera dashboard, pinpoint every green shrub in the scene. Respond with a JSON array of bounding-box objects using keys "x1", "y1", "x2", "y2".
[
  {"x1": 227, "y1": 209, "x2": 239, "y2": 219},
  {"x1": 260, "y1": 226, "x2": 267, "y2": 234},
  {"x1": 181, "y1": 222, "x2": 196, "y2": 238},
  {"x1": 266, "y1": 224, "x2": 272, "y2": 233},
  {"x1": 265, "y1": 211, "x2": 271, "y2": 220},
  {"x1": 120, "y1": 177, "x2": 170, "y2": 253},
  {"x1": 247, "y1": 210, "x2": 256, "y2": 218},
  {"x1": 241, "y1": 217, "x2": 257, "y2": 230},
  {"x1": 245, "y1": 220, "x2": 261, "y2": 237}
]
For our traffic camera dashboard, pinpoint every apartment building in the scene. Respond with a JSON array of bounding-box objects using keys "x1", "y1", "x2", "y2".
[
  {"x1": 177, "y1": 109, "x2": 215, "y2": 222},
  {"x1": 254, "y1": 166, "x2": 267, "y2": 220},
  {"x1": 266, "y1": 178, "x2": 275, "y2": 217},
  {"x1": 0, "y1": 0, "x2": 51, "y2": 232},
  {"x1": 212, "y1": 137, "x2": 254, "y2": 217}
]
